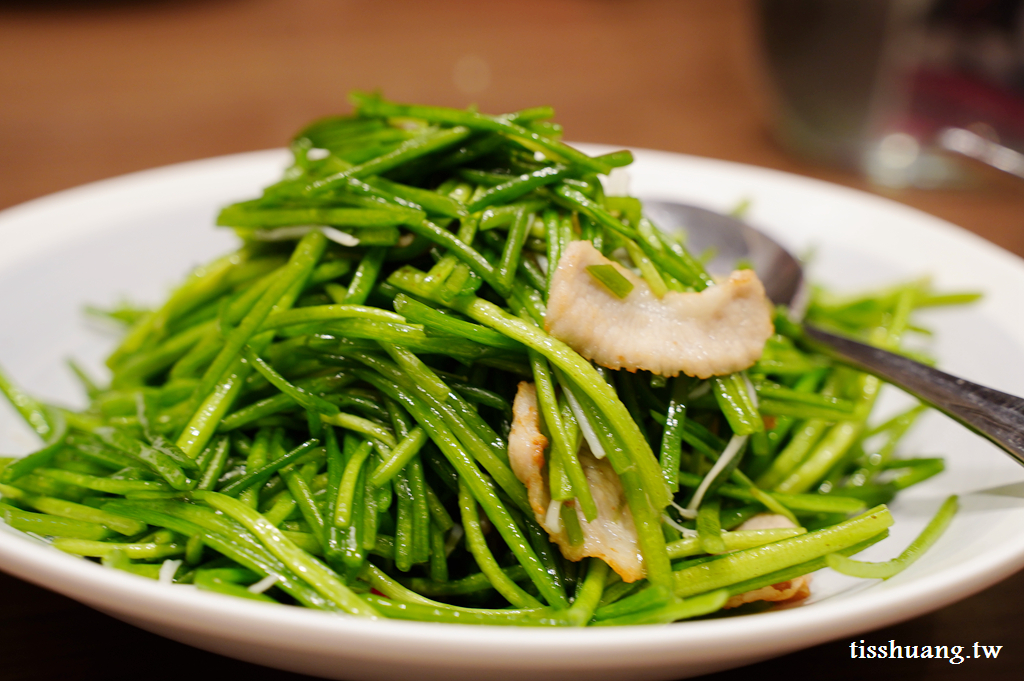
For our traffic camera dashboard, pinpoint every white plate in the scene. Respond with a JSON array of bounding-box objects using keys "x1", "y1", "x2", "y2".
[{"x1": 1, "y1": 147, "x2": 1023, "y2": 681}]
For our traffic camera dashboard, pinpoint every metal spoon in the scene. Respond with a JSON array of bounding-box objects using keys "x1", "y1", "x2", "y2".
[{"x1": 642, "y1": 200, "x2": 1024, "y2": 465}]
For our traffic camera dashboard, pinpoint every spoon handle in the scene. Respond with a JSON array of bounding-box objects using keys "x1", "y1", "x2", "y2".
[{"x1": 803, "y1": 325, "x2": 1024, "y2": 465}]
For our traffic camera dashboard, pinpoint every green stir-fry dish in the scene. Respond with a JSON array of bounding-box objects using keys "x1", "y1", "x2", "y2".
[{"x1": 0, "y1": 94, "x2": 969, "y2": 626}]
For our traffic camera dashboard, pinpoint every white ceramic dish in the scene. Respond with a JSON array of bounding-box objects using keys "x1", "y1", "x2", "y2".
[{"x1": 1, "y1": 147, "x2": 1023, "y2": 681}]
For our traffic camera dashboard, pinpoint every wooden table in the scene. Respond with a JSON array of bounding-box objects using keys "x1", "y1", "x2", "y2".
[{"x1": 1, "y1": 1, "x2": 1021, "y2": 679}]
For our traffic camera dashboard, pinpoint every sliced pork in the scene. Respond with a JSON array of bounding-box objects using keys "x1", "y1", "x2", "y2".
[
  {"x1": 545, "y1": 240, "x2": 774, "y2": 379},
  {"x1": 508, "y1": 382, "x2": 645, "y2": 582},
  {"x1": 724, "y1": 513, "x2": 812, "y2": 609}
]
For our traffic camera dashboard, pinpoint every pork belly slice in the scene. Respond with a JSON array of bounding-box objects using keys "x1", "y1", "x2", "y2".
[
  {"x1": 508, "y1": 382, "x2": 645, "y2": 582},
  {"x1": 545, "y1": 240, "x2": 774, "y2": 379},
  {"x1": 724, "y1": 513, "x2": 812, "y2": 609}
]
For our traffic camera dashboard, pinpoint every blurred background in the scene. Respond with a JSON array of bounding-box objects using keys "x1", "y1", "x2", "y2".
[
  {"x1": 1, "y1": 1, "x2": 1022, "y2": 680},
  {"x1": 2, "y1": 0, "x2": 1022, "y2": 254}
]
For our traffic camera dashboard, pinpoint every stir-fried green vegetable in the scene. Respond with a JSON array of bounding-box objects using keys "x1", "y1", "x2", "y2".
[{"x1": 0, "y1": 93, "x2": 971, "y2": 625}]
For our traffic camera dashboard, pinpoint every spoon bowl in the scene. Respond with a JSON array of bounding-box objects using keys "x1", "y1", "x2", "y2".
[
  {"x1": 641, "y1": 201, "x2": 807, "y2": 311},
  {"x1": 643, "y1": 199, "x2": 1024, "y2": 465}
]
